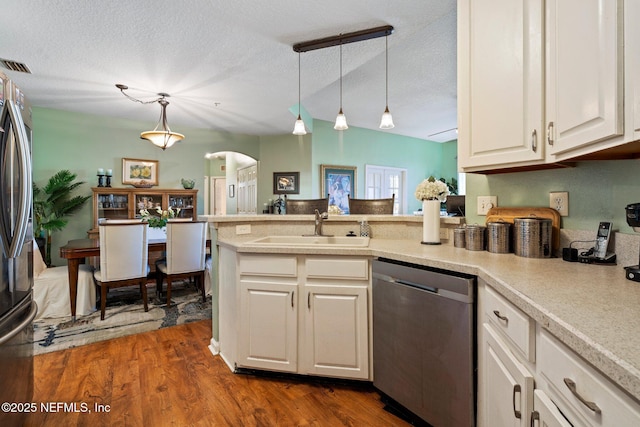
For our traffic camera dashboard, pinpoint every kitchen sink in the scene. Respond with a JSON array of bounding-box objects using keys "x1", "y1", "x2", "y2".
[{"x1": 244, "y1": 235, "x2": 370, "y2": 247}]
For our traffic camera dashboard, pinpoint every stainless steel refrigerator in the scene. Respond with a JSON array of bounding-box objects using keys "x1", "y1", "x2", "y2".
[{"x1": 0, "y1": 71, "x2": 37, "y2": 425}]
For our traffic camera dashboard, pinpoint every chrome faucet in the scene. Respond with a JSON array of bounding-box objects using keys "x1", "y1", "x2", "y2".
[{"x1": 314, "y1": 209, "x2": 329, "y2": 236}]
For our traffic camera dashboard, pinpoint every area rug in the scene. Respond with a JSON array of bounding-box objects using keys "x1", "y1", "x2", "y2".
[{"x1": 33, "y1": 281, "x2": 211, "y2": 355}]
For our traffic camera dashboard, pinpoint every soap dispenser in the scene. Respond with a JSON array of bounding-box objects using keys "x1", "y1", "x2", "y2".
[{"x1": 359, "y1": 219, "x2": 370, "y2": 237}]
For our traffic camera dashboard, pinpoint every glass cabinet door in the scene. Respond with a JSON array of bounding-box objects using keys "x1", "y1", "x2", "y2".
[
  {"x1": 168, "y1": 194, "x2": 194, "y2": 218},
  {"x1": 134, "y1": 193, "x2": 162, "y2": 218},
  {"x1": 97, "y1": 193, "x2": 129, "y2": 221}
]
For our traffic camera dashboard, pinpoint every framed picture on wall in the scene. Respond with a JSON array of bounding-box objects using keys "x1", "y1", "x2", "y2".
[
  {"x1": 122, "y1": 158, "x2": 159, "y2": 187},
  {"x1": 273, "y1": 172, "x2": 300, "y2": 194},
  {"x1": 321, "y1": 164, "x2": 356, "y2": 214}
]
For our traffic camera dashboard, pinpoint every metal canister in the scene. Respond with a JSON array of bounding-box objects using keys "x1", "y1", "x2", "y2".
[
  {"x1": 514, "y1": 217, "x2": 552, "y2": 258},
  {"x1": 465, "y1": 225, "x2": 486, "y2": 251},
  {"x1": 453, "y1": 227, "x2": 466, "y2": 248},
  {"x1": 486, "y1": 222, "x2": 511, "y2": 254}
]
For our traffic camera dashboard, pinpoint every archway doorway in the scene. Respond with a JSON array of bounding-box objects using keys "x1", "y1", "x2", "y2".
[{"x1": 204, "y1": 151, "x2": 258, "y2": 215}]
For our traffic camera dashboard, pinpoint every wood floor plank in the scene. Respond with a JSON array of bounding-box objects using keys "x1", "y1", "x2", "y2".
[{"x1": 26, "y1": 320, "x2": 409, "y2": 426}]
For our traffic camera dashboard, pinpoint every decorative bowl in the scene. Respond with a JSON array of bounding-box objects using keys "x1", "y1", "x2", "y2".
[{"x1": 181, "y1": 178, "x2": 195, "y2": 189}]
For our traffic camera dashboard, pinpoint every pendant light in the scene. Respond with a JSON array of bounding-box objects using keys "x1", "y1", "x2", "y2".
[
  {"x1": 116, "y1": 84, "x2": 184, "y2": 150},
  {"x1": 334, "y1": 41, "x2": 348, "y2": 130},
  {"x1": 292, "y1": 52, "x2": 307, "y2": 135},
  {"x1": 379, "y1": 35, "x2": 395, "y2": 129}
]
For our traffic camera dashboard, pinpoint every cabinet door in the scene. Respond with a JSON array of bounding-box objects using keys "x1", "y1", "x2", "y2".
[
  {"x1": 237, "y1": 280, "x2": 297, "y2": 373},
  {"x1": 458, "y1": 0, "x2": 545, "y2": 171},
  {"x1": 303, "y1": 284, "x2": 369, "y2": 380},
  {"x1": 167, "y1": 192, "x2": 196, "y2": 219},
  {"x1": 531, "y1": 390, "x2": 573, "y2": 427},
  {"x1": 481, "y1": 324, "x2": 534, "y2": 427},
  {"x1": 546, "y1": 0, "x2": 623, "y2": 157}
]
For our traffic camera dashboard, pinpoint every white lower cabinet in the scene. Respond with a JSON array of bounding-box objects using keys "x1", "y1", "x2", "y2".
[
  {"x1": 235, "y1": 253, "x2": 370, "y2": 380},
  {"x1": 481, "y1": 324, "x2": 534, "y2": 427},
  {"x1": 531, "y1": 389, "x2": 572, "y2": 427},
  {"x1": 479, "y1": 279, "x2": 640, "y2": 426}
]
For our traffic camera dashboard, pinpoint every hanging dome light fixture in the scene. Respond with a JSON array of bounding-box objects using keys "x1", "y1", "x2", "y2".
[{"x1": 116, "y1": 84, "x2": 184, "y2": 150}]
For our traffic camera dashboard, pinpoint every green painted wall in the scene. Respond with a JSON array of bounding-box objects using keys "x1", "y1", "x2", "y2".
[
  {"x1": 464, "y1": 159, "x2": 640, "y2": 234},
  {"x1": 32, "y1": 107, "x2": 260, "y2": 265},
  {"x1": 310, "y1": 119, "x2": 451, "y2": 212},
  {"x1": 257, "y1": 133, "x2": 312, "y2": 209}
]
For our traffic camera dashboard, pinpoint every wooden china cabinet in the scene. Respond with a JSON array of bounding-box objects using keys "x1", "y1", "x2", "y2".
[{"x1": 88, "y1": 187, "x2": 198, "y2": 239}]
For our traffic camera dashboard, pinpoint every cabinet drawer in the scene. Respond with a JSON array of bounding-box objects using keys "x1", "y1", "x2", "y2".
[
  {"x1": 306, "y1": 257, "x2": 368, "y2": 280},
  {"x1": 239, "y1": 255, "x2": 297, "y2": 277},
  {"x1": 538, "y1": 329, "x2": 640, "y2": 427},
  {"x1": 484, "y1": 286, "x2": 535, "y2": 362}
]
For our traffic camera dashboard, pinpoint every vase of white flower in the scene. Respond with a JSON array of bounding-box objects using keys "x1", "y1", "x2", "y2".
[{"x1": 415, "y1": 177, "x2": 450, "y2": 244}]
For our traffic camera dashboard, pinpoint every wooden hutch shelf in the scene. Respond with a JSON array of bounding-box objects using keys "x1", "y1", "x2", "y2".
[{"x1": 88, "y1": 187, "x2": 198, "y2": 238}]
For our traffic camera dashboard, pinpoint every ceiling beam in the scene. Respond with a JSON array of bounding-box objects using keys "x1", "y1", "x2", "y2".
[{"x1": 293, "y1": 25, "x2": 394, "y2": 53}]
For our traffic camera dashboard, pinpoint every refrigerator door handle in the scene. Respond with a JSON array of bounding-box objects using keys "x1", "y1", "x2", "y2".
[
  {"x1": 0, "y1": 301, "x2": 37, "y2": 346},
  {"x1": 0, "y1": 99, "x2": 32, "y2": 259}
]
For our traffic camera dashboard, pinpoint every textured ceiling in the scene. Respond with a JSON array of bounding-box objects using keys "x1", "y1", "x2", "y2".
[{"x1": 0, "y1": 0, "x2": 457, "y2": 142}]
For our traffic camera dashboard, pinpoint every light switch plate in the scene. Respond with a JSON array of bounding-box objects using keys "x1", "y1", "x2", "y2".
[
  {"x1": 477, "y1": 196, "x2": 497, "y2": 215},
  {"x1": 550, "y1": 191, "x2": 569, "y2": 216}
]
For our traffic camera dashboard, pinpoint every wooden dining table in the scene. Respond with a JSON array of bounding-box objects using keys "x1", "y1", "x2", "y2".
[{"x1": 59, "y1": 237, "x2": 209, "y2": 320}]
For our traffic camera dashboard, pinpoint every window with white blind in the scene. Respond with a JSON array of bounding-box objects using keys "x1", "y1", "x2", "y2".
[{"x1": 364, "y1": 165, "x2": 407, "y2": 214}]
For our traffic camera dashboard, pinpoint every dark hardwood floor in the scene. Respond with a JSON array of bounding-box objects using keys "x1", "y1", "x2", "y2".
[{"x1": 23, "y1": 320, "x2": 409, "y2": 426}]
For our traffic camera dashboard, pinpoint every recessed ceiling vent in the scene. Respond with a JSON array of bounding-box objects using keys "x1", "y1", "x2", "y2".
[{"x1": 0, "y1": 59, "x2": 32, "y2": 74}]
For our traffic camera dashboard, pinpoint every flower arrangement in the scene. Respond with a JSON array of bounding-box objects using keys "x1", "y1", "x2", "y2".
[
  {"x1": 139, "y1": 206, "x2": 181, "y2": 228},
  {"x1": 415, "y1": 176, "x2": 450, "y2": 202}
]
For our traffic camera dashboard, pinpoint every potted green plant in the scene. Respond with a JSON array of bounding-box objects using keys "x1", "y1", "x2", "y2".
[{"x1": 33, "y1": 170, "x2": 91, "y2": 266}]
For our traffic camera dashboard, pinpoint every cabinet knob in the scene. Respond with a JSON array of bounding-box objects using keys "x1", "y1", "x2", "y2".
[{"x1": 531, "y1": 129, "x2": 538, "y2": 152}]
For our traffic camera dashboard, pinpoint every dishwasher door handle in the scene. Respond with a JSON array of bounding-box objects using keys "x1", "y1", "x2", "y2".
[{"x1": 395, "y1": 279, "x2": 438, "y2": 293}]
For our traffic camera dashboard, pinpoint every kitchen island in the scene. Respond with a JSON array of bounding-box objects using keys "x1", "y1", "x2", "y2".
[{"x1": 202, "y1": 214, "x2": 640, "y2": 405}]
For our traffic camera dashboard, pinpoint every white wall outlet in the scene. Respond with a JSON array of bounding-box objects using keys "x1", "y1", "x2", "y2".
[
  {"x1": 477, "y1": 196, "x2": 497, "y2": 215},
  {"x1": 550, "y1": 191, "x2": 569, "y2": 216},
  {"x1": 236, "y1": 224, "x2": 252, "y2": 235}
]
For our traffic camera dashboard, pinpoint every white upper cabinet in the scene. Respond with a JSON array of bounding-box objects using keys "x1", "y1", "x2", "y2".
[
  {"x1": 546, "y1": 0, "x2": 623, "y2": 158},
  {"x1": 458, "y1": 0, "x2": 545, "y2": 170},
  {"x1": 458, "y1": 0, "x2": 633, "y2": 172}
]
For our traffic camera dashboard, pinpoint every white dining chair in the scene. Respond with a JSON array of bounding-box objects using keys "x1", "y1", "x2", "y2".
[
  {"x1": 155, "y1": 221, "x2": 207, "y2": 306},
  {"x1": 32, "y1": 240, "x2": 96, "y2": 319},
  {"x1": 93, "y1": 222, "x2": 150, "y2": 320}
]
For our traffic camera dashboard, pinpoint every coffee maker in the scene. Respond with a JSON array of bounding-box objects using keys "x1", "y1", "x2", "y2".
[{"x1": 625, "y1": 203, "x2": 640, "y2": 281}]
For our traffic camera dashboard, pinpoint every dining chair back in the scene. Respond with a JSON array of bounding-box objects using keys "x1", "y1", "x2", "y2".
[
  {"x1": 156, "y1": 221, "x2": 207, "y2": 306},
  {"x1": 94, "y1": 222, "x2": 149, "y2": 320},
  {"x1": 348, "y1": 194, "x2": 395, "y2": 214},
  {"x1": 284, "y1": 196, "x2": 329, "y2": 214}
]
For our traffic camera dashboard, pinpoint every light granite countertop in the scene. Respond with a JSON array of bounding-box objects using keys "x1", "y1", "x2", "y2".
[{"x1": 218, "y1": 236, "x2": 640, "y2": 402}]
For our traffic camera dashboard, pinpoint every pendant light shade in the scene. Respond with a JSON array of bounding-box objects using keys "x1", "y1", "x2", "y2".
[
  {"x1": 292, "y1": 52, "x2": 307, "y2": 135},
  {"x1": 140, "y1": 98, "x2": 184, "y2": 150},
  {"x1": 334, "y1": 42, "x2": 348, "y2": 130},
  {"x1": 116, "y1": 84, "x2": 184, "y2": 150},
  {"x1": 379, "y1": 35, "x2": 395, "y2": 129}
]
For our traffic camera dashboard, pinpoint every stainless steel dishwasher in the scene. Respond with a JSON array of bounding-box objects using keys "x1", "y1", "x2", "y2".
[{"x1": 373, "y1": 257, "x2": 476, "y2": 427}]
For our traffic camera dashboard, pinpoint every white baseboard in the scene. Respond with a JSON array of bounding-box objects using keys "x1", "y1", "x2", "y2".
[{"x1": 208, "y1": 337, "x2": 220, "y2": 356}]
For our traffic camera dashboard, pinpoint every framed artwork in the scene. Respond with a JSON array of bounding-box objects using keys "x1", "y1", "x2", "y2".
[
  {"x1": 321, "y1": 164, "x2": 356, "y2": 214},
  {"x1": 122, "y1": 158, "x2": 159, "y2": 187},
  {"x1": 273, "y1": 171, "x2": 300, "y2": 194}
]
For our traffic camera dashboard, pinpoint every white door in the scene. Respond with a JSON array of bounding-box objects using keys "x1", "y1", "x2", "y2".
[
  {"x1": 237, "y1": 165, "x2": 257, "y2": 214},
  {"x1": 546, "y1": 0, "x2": 623, "y2": 156},
  {"x1": 458, "y1": 0, "x2": 545, "y2": 170},
  {"x1": 210, "y1": 177, "x2": 226, "y2": 215},
  {"x1": 237, "y1": 280, "x2": 298, "y2": 373},
  {"x1": 303, "y1": 284, "x2": 369, "y2": 380},
  {"x1": 365, "y1": 165, "x2": 405, "y2": 214},
  {"x1": 481, "y1": 324, "x2": 534, "y2": 427}
]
